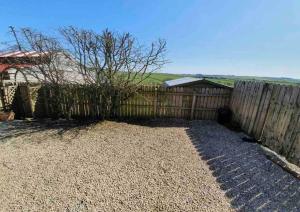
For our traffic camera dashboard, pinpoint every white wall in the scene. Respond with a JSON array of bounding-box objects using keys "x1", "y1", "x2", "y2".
[{"x1": 5, "y1": 68, "x2": 39, "y2": 83}]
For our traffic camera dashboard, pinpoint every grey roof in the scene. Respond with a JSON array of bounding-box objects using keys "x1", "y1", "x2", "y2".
[{"x1": 164, "y1": 77, "x2": 203, "y2": 87}]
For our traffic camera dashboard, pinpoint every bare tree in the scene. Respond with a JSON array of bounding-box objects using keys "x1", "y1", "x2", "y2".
[
  {"x1": 9, "y1": 26, "x2": 71, "y2": 85},
  {"x1": 60, "y1": 27, "x2": 167, "y2": 86},
  {"x1": 60, "y1": 26, "x2": 167, "y2": 117},
  {"x1": 8, "y1": 26, "x2": 167, "y2": 119}
]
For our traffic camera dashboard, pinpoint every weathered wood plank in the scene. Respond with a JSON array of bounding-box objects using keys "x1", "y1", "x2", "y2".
[
  {"x1": 230, "y1": 81, "x2": 300, "y2": 166},
  {"x1": 247, "y1": 82, "x2": 264, "y2": 134}
]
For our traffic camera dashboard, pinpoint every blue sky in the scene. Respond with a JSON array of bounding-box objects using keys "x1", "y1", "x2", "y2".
[{"x1": 1, "y1": 0, "x2": 300, "y2": 79}]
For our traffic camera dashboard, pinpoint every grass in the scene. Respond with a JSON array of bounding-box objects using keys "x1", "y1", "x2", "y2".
[
  {"x1": 206, "y1": 78, "x2": 235, "y2": 87},
  {"x1": 142, "y1": 73, "x2": 191, "y2": 85}
]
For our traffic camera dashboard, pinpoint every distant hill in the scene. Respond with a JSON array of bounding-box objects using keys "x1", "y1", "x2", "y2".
[
  {"x1": 203, "y1": 74, "x2": 300, "y2": 86},
  {"x1": 144, "y1": 72, "x2": 300, "y2": 87},
  {"x1": 202, "y1": 74, "x2": 300, "y2": 82}
]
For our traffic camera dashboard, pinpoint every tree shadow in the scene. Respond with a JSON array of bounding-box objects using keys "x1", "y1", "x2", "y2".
[
  {"x1": 0, "y1": 118, "x2": 183, "y2": 142},
  {"x1": 114, "y1": 118, "x2": 190, "y2": 128},
  {"x1": 0, "y1": 119, "x2": 99, "y2": 141},
  {"x1": 186, "y1": 120, "x2": 300, "y2": 211}
]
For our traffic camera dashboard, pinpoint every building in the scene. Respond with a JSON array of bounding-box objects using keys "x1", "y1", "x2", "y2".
[
  {"x1": 0, "y1": 51, "x2": 82, "y2": 85},
  {"x1": 0, "y1": 51, "x2": 41, "y2": 84},
  {"x1": 164, "y1": 77, "x2": 232, "y2": 91}
]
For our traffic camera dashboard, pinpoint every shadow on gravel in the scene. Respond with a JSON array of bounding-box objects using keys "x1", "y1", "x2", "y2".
[
  {"x1": 186, "y1": 120, "x2": 300, "y2": 211},
  {"x1": 116, "y1": 118, "x2": 189, "y2": 128},
  {"x1": 0, "y1": 119, "x2": 98, "y2": 141},
  {"x1": 0, "y1": 118, "x2": 184, "y2": 142}
]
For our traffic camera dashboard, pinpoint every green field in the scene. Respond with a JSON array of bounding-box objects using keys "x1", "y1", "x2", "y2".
[
  {"x1": 142, "y1": 73, "x2": 193, "y2": 85},
  {"x1": 143, "y1": 72, "x2": 300, "y2": 87}
]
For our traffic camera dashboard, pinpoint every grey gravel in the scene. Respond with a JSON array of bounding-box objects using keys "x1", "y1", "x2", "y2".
[{"x1": 188, "y1": 120, "x2": 300, "y2": 211}]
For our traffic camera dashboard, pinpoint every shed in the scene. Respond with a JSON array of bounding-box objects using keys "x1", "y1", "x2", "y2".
[{"x1": 164, "y1": 77, "x2": 231, "y2": 89}]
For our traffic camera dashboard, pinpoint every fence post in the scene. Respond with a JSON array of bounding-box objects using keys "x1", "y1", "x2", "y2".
[
  {"x1": 43, "y1": 86, "x2": 49, "y2": 117},
  {"x1": 190, "y1": 92, "x2": 196, "y2": 120},
  {"x1": 154, "y1": 86, "x2": 158, "y2": 118},
  {"x1": 26, "y1": 85, "x2": 33, "y2": 117},
  {"x1": 0, "y1": 86, "x2": 5, "y2": 111}
]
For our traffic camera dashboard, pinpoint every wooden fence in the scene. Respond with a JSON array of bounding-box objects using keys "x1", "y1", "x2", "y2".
[
  {"x1": 3, "y1": 81, "x2": 299, "y2": 165},
  {"x1": 4, "y1": 84, "x2": 232, "y2": 120},
  {"x1": 230, "y1": 81, "x2": 300, "y2": 166},
  {"x1": 0, "y1": 83, "x2": 18, "y2": 111}
]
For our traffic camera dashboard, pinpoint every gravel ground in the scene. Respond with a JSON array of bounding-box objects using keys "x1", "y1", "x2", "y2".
[
  {"x1": 0, "y1": 120, "x2": 233, "y2": 212},
  {"x1": 1, "y1": 120, "x2": 299, "y2": 212},
  {"x1": 188, "y1": 121, "x2": 300, "y2": 211}
]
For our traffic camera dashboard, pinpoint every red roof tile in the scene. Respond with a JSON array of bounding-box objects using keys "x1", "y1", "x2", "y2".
[
  {"x1": 0, "y1": 51, "x2": 44, "y2": 73},
  {"x1": 0, "y1": 64, "x2": 32, "y2": 73}
]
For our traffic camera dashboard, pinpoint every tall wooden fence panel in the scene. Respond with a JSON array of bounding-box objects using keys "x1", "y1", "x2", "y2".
[
  {"x1": 230, "y1": 81, "x2": 300, "y2": 166},
  {"x1": 116, "y1": 86, "x2": 231, "y2": 120},
  {"x1": 12, "y1": 84, "x2": 231, "y2": 120}
]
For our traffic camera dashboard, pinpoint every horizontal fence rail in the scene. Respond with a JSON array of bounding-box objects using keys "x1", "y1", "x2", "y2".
[{"x1": 230, "y1": 81, "x2": 300, "y2": 166}]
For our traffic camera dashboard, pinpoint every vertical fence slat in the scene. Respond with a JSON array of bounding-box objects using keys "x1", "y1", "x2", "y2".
[{"x1": 230, "y1": 80, "x2": 300, "y2": 166}]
